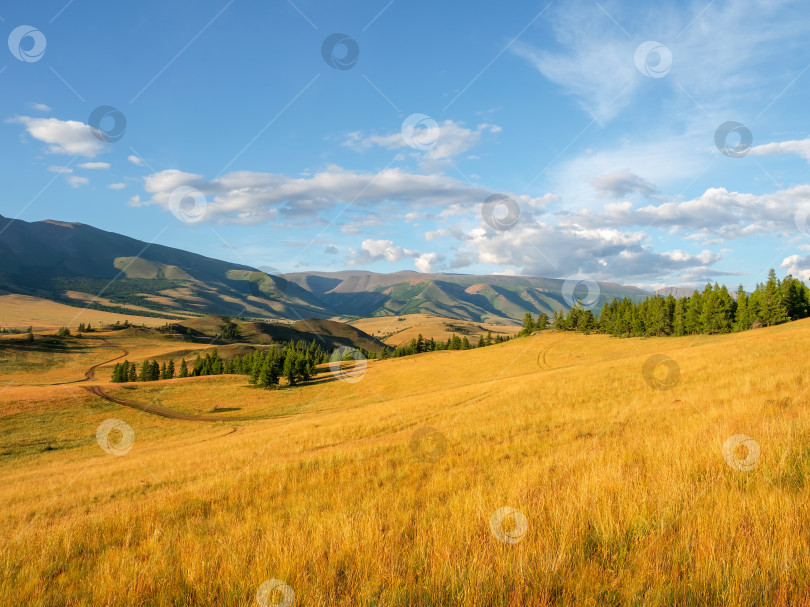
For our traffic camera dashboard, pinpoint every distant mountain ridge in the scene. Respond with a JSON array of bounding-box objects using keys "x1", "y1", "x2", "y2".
[
  {"x1": 655, "y1": 286, "x2": 701, "y2": 299},
  {"x1": 0, "y1": 214, "x2": 652, "y2": 324},
  {"x1": 282, "y1": 270, "x2": 652, "y2": 323}
]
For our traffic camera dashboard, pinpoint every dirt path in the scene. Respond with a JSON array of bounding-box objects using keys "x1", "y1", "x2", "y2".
[
  {"x1": 84, "y1": 340, "x2": 129, "y2": 380},
  {"x1": 81, "y1": 385, "x2": 270, "y2": 422}
]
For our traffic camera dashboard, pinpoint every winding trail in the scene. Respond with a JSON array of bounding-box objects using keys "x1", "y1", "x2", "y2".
[
  {"x1": 38, "y1": 339, "x2": 129, "y2": 386},
  {"x1": 81, "y1": 384, "x2": 265, "y2": 422},
  {"x1": 84, "y1": 340, "x2": 129, "y2": 381}
]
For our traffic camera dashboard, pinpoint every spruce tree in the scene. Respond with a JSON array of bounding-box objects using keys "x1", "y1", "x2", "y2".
[{"x1": 761, "y1": 269, "x2": 788, "y2": 326}]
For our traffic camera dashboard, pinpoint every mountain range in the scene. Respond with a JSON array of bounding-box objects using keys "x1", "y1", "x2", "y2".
[{"x1": 0, "y1": 215, "x2": 652, "y2": 324}]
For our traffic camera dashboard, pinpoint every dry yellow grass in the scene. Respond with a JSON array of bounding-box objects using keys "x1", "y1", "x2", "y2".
[
  {"x1": 0, "y1": 294, "x2": 177, "y2": 330},
  {"x1": 2, "y1": 320, "x2": 810, "y2": 605},
  {"x1": 347, "y1": 313, "x2": 520, "y2": 346}
]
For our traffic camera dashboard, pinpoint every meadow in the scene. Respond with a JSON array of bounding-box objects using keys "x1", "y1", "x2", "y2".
[{"x1": 1, "y1": 319, "x2": 809, "y2": 605}]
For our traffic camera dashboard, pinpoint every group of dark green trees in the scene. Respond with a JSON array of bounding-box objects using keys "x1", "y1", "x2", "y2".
[
  {"x1": 384, "y1": 331, "x2": 513, "y2": 357},
  {"x1": 529, "y1": 269, "x2": 810, "y2": 337},
  {"x1": 111, "y1": 340, "x2": 329, "y2": 389}
]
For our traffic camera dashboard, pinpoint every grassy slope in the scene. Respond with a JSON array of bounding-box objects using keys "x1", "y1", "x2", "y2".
[
  {"x1": 0, "y1": 294, "x2": 179, "y2": 330},
  {"x1": 1, "y1": 321, "x2": 810, "y2": 605},
  {"x1": 346, "y1": 313, "x2": 521, "y2": 346}
]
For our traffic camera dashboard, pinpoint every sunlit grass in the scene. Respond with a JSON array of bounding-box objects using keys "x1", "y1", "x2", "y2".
[{"x1": 2, "y1": 320, "x2": 810, "y2": 605}]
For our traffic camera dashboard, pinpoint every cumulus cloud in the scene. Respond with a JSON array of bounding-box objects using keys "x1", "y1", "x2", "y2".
[
  {"x1": 347, "y1": 239, "x2": 443, "y2": 272},
  {"x1": 452, "y1": 219, "x2": 724, "y2": 283},
  {"x1": 140, "y1": 165, "x2": 556, "y2": 225},
  {"x1": 566, "y1": 185, "x2": 810, "y2": 240},
  {"x1": 108, "y1": 182, "x2": 127, "y2": 190},
  {"x1": 31, "y1": 103, "x2": 52, "y2": 112},
  {"x1": 592, "y1": 171, "x2": 658, "y2": 199},
  {"x1": 344, "y1": 120, "x2": 501, "y2": 160},
  {"x1": 10, "y1": 116, "x2": 105, "y2": 157},
  {"x1": 415, "y1": 252, "x2": 444, "y2": 273},
  {"x1": 348, "y1": 239, "x2": 419, "y2": 265},
  {"x1": 78, "y1": 162, "x2": 110, "y2": 170},
  {"x1": 128, "y1": 155, "x2": 145, "y2": 166},
  {"x1": 781, "y1": 254, "x2": 810, "y2": 281}
]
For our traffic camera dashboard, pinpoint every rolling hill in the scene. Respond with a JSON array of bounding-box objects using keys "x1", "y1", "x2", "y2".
[
  {"x1": 167, "y1": 315, "x2": 385, "y2": 352},
  {"x1": 0, "y1": 215, "x2": 652, "y2": 325},
  {"x1": 0, "y1": 214, "x2": 330, "y2": 320},
  {"x1": 283, "y1": 270, "x2": 651, "y2": 323}
]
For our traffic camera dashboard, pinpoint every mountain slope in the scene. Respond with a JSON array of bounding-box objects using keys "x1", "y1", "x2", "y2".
[
  {"x1": 0, "y1": 215, "x2": 652, "y2": 325},
  {"x1": 283, "y1": 270, "x2": 652, "y2": 322},
  {"x1": 0, "y1": 215, "x2": 333, "y2": 320}
]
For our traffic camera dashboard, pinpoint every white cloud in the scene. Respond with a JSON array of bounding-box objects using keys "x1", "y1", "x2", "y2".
[
  {"x1": 78, "y1": 162, "x2": 110, "y2": 170},
  {"x1": 108, "y1": 182, "x2": 127, "y2": 190},
  {"x1": 750, "y1": 137, "x2": 810, "y2": 162},
  {"x1": 128, "y1": 155, "x2": 145, "y2": 166},
  {"x1": 344, "y1": 120, "x2": 501, "y2": 160},
  {"x1": 415, "y1": 252, "x2": 443, "y2": 273},
  {"x1": 10, "y1": 116, "x2": 105, "y2": 157},
  {"x1": 567, "y1": 184, "x2": 810, "y2": 240},
  {"x1": 140, "y1": 165, "x2": 555, "y2": 226},
  {"x1": 454, "y1": 219, "x2": 724, "y2": 283},
  {"x1": 781, "y1": 254, "x2": 810, "y2": 282},
  {"x1": 67, "y1": 176, "x2": 89, "y2": 188},
  {"x1": 346, "y1": 239, "x2": 443, "y2": 272},
  {"x1": 31, "y1": 103, "x2": 52, "y2": 112},
  {"x1": 348, "y1": 239, "x2": 419, "y2": 265}
]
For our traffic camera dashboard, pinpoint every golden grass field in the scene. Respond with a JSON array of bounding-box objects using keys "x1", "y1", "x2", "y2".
[
  {"x1": 346, "y1": 313, "x2": 520, "y2": 346},
  {"x1": 0, "y1": 294, "x2": 177, "y2": 330},
  {"x1": 2, "y1": 318, "x2": 810, "y2": 605}
]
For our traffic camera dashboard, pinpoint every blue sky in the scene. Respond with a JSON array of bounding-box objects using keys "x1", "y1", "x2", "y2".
[{"x1": 3, "y1": 0, "x2": 810, "y2": 289}]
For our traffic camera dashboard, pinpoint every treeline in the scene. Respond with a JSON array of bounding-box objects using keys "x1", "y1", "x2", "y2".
[
  {"x1": 544, "y1": 269, "x2": 810, "y2": 337},
  {"x1": 382, "y1": 331, "x2": 513, "y2": 358},
  {"x1": 111, "y1": 340, "x2": 330, "y2": 388}
]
